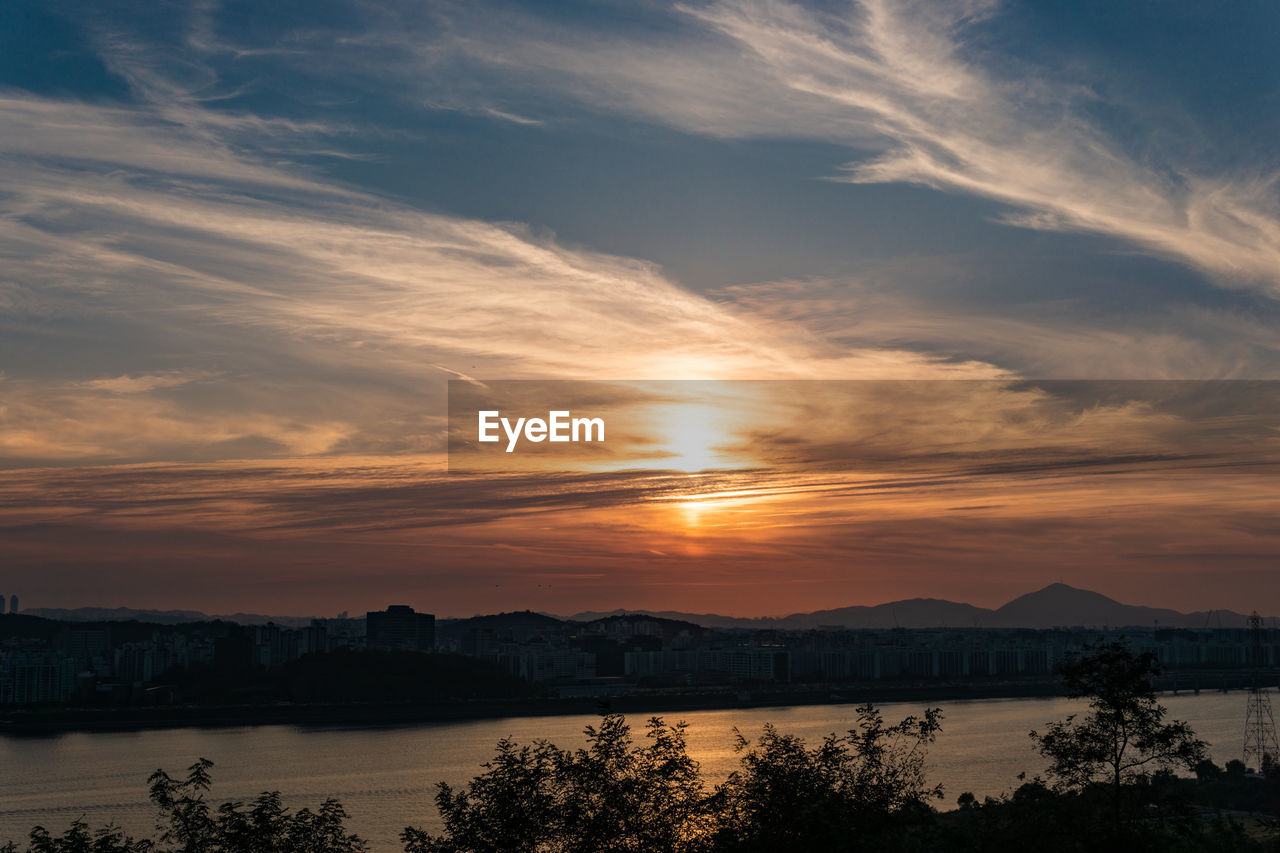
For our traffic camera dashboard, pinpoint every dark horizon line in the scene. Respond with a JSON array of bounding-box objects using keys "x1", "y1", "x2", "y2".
[{"x1": 10, "y1": 581, "x2": 1274, "y2": 628}]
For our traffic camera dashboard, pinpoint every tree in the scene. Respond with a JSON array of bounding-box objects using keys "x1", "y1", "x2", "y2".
[
  {"x1": 406, "y1": 706, "x2": 945, "y2": 853},
  {"x1": 402, "y1": 736, "x2": 563, "y2": 853},
  {"x1": 22, "y1": 821, "x2": 152, "y2": 853},
  {"x1": 147, "y1": 759, "x2": 367, "y2": 853},
  {"x1": 402, "y1": 711, "x2": 714, "y2": 853},
  {"x1": 147, "y1": 759, "x2": 217, "y2": 853},
  {"x1": 554, "y1": 713, "x2": 713, "y2": 852},
  {"x1": 1030, "y1": 643, "x2": 1207, "y2": 823},
  {"x1": 5, "y1": 759, "x2": 365, "y2": 853},
  {"x1": 711, "y1": 703, "x2": 944, "y2": 851}
]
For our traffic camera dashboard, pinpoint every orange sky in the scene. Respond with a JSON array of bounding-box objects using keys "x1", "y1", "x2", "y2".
[
  {"x1": 5, "y1": 2, "x2": 1280, "y2": 620},
  {"x1": 4, "y1": 381, "x2": 1278, "y2": 617}
]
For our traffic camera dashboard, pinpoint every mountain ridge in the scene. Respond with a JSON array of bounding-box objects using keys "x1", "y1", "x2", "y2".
[
  {"x1": 19, "y1": 584, "x2": 1262, "y2": 630},
  {"x1": 20, "y1": 606, "x2": 315, "y2": 628},
  {"x1": 568, "y1": 583, "x2": 1257, "y2": 630}
]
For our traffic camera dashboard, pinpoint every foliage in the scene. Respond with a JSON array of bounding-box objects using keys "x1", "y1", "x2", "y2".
[
  {"x1": 4, "y1": 759, "x2": 365, "y2": 853},
  {"x1": 21, "y1": 821, "x2": 152, "y2": 853},
  {"x1": 147, "y1": 758, "x2": 367, "y2": 853},
  {"x1": 947, "y1": 777, "x2": 1264, "y2": 853},
  {"x1": 405, "y1": 705, "x2": 943, "y2": 853},
  {"x1": 402, "y1": 712, "x2": 714, "y2": 853},
  {"x1": 1030, "y1": 642, "x2": 1207, "y2": 814},
  {"x1": 1188, "y1": 758, "x2": 1280, "y2": 816},
  {"x1": 555, "y1": 713, "x2": 714, "y2": 852},
  {"x1": 712, "y1": 703, "x2": 943, "y2": 851},
  {"x1": 10, "y1": 692, "x2": 1280, "y2": 853}
]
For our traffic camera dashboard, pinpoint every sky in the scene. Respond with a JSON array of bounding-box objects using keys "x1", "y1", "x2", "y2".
[{"x1": 2, "y1": 0, "x2": 1280, "y2": 618}]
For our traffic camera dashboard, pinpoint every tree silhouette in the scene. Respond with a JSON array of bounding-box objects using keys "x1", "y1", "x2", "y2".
[
  {"x1": 1030, "y1": 642, "x2": 1207, "y2": 825},
  {"x1": 20, "y1": 821, "x2": 152, "y2": 853},
  {"x1": 713, "y1": 703, "x2": 943, "y2": 851},
  {"x1": 148, "y1": 759, "x2": 366, "y2": 853},
  {"x1": 402, "y1": 712, "x2": 714, "y2": 853},
  {"x1": 3, "y1": 759, "x2": 365, "y2": 853},
  {"x1": 406, "y1": 705, "x2": 943, "y2": 852}
]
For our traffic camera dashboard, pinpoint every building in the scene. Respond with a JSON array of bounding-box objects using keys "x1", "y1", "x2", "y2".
[
  {"x1": 0, "y1": 650, "x2": 75, "y2": 704},
  {"x1": 8, "y1": 595, "x2": 16, "y2": 615},
  {"x1": 67, "y1": 627, "x2": 113, "y2": 675},
  {"x1": 300, "y1": 620, "x2": 328, "y2": 655},
  {"x1": 366, "y1": 605, "x2": 435, "y2": 652},
  {"x1": 495, "y1": 647, "x2": 596, "y2": 682},
  {"x1": 251, "y1": 622, "x2": 299, "y2": 668}
]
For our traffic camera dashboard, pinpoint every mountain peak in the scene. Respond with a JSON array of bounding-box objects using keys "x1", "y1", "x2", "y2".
[
  {"x1": 1005, "y1": 582, "x2": 1118, "y2": 604},
  {"x1": 994, "y1": 582, "x2": 1176, "y2": 628}
]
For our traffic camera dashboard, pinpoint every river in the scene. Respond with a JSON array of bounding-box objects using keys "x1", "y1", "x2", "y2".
[{"x1": 0, "y1": 691, "x2": 1256, "y2": 851}]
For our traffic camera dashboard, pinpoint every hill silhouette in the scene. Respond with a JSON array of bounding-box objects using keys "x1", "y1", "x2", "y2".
[
  {"x1": 18, "y1": 585, "x2": 1258, "y2": 633},
  {"x1": 570, "y1": 583, "x2": 1254, "y2": 630}
]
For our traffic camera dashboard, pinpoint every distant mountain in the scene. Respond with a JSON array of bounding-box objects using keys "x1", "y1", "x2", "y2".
[
  {"x1": 789, "y1": 598, "x2": 992, "y2": 630},
  {"x1": 574, "y1": 598, "x2": 988, "y2": 631},
  {"x1": 22, "y1": 606, "x2": 314, "y2": 628},
  {"x1": 569, "y1": 584, "x2": 1254, "y2": 631},
  {"x1": 439, "y1": 610, "x2": 707, "y2": 637},
  {"x1": 990, "y1": 583, "x2": 1177, "y2": 629},
  {"x1": 441, "y1": 610, "x2": 566, "y2": 631},
  {"x1": 570, "y1": 609, "x2": 756, "y2": 630},
  {"x1": 23, "y1": 584, "x2": 1258, "y2": 633}
]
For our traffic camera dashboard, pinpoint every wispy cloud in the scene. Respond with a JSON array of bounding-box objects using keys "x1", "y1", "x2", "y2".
[
  {"x1": 0, "y1": 374, "x2": 357, "y2": 463},
  {"x1": 4, "y1": 0, "x2": 1280, "y2": 617},
  {"x1": 75, "y1": 371, "x2": 218, "y2": 394},
  {"x1": 0, "y1": 86, "x2": 997, "y2": 465},
  {"x1": 719, "y1": 276, "x2": 1280, "y2": 379},
  {"x1": 3, "y1": 407, "x2": 1277, "y2": 614},
  {"x1": 417, "y1": 0, "x2": 1280, "y2": 294}
]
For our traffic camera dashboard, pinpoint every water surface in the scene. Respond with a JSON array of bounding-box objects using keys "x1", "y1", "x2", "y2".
[{"x1": 0, "y1": 692, "x2": 1253, "y2": 851}]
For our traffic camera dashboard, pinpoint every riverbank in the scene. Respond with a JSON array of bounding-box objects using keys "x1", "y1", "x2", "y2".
[
  {"x1": 0, "y1": 676, "x2": 1104, "y2": 735},
  {"x1": 2, "y1": 669, "x2": 1259, "y2": 735}
]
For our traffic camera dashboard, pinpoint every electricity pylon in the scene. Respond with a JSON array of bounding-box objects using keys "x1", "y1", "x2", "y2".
[{"x1": 1243, "y1": 611, "x2": 1278, "y2": 773}]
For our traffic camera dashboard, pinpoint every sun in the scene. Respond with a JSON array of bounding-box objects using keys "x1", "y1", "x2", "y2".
[
  {"x1": 678, "y1": 496, "x2": 712, "y2": 528},
  {"x1": 655, "y1": 402, "x2": 732, "y2": 472}
]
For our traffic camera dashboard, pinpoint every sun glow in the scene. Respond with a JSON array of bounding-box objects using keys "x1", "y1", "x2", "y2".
[
  {"x1": 666, "y1": 486, "x2": 780, "y2": 532},
  {"x1": 678, "y1": 498, "x2": 712, "y2": 529},
  {"x1": 653, "y1": 402, "x2": 734, "y2": 472}
]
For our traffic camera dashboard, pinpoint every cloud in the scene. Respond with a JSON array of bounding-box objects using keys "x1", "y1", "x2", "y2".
[
  {"x1": 4, "y1": 1, "x2": 1280, "y2": 616},
  {"x1": 0, "y1": 94, "x2": 347, "y2": 195},
  {"x1": 75, "y1": 371, "x2": 218, "y2": 394},
  {"x1": 6, "y1": 379, "x2": 1274, "y2": 531},
  {"x1": 412, "y1": 0, "x2": 1280, "y2": 295},
  {"x1": 0, "y1": 374, "x2": 357, "y2": 464},
  {"x1": 3, "y1": 411, "x2": 1277, "y2": 614},
  {"x1": 0, "y1": 87, "x2": 1001, "y2": 466},
  {"x1": 1, "y1": 2, "x2": 1276, "y2": 472},
  {"x1": 718, "y1": 276, "x2": 1280, "y2": 379}
]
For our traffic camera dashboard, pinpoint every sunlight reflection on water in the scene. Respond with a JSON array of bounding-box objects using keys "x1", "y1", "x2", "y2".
[{"x1": 0, "y1": 693, "x2": 1252, "y2": 851}]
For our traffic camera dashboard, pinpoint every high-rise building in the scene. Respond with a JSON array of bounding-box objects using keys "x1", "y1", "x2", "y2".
[
  {"x1": 0, "y1": 651, "x2": 75, "y2": 704},
  {"x1": 301, "y1": 620, "x2": 328, "y2": 655},
  {"x1": 8, "y1": 595, "x2": 16, "y2": 615},
  {"x1": 68, "y1": 627, "x2": 112, "y2": 673},
  {"x1": 366, "y1": 605, "x2": 435, "y2": 652},
  {"x1": 0, "y1": 595, "x2": 6, "y2": 615}
]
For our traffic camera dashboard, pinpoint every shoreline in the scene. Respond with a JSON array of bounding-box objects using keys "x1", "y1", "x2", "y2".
[{"x1": 0, "y1": 674, "x2": 1238, "y2": 735}]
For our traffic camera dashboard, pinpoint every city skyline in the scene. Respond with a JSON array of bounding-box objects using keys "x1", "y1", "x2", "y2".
[{"x1": 5, "y1": 579, "x2": 1279, "y2": 629}]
